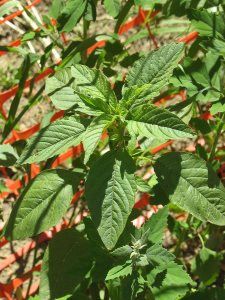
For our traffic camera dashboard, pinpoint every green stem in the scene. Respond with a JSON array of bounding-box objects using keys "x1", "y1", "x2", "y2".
[
  {"x1": 209, "y1": 113, "x2": 225, "y2": 162},
  {"x1": 81, "y1": 18, "x2": 89, "y2": 63},
  {"x1": 25, "y1": 236, "x2": 39, "y2": 299}
]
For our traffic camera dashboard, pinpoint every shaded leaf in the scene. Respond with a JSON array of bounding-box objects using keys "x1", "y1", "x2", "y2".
[
  {"x1": 146, "y1": 244, "x2": 175, "y2": 267},
  {"x1": 57, "y1": 0, "x2": 88, "y2": 32},
  {"x1": 190, "y1": 9, "x2": 225, "y2": 39},
  {"x1": 142, "y1": 206, "x2": 169, "y2": 244},
  {"x1": 154, "y1": 152, "x2": 225, "y2": 225},
  {"x1": 106, "y1": 262, "x2": 132, "y2": 280},
  {"x1": 191, "y1": 247, "x2": 221, "y2": 286},
  {"x1": 0, "y1": 144, "x2": 18, "y2": 167},
  {"x1": 147, "y1": 261, "x2": 193, "y2": 300},
  {"x1": 40, "y1": 228, "x2": 92, "y2": 299}
]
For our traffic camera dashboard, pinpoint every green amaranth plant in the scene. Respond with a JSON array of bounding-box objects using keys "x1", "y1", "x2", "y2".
[{"x1": 3, "y1": 40, "x2": 225, "y2": 299}]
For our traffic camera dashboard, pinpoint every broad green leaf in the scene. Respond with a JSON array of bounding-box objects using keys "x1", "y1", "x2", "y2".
[
  {"x1": 83, "y1": 114, "x2": 113, "y2": 164},
  {"x1": 21, "y1": 32, "x2": 36, "y2": 43},
  {"x1": 126, "y1": 105, "x2": 195, "y2": 140},
  {"x1": 106, "y1": 262, "x2": 132, "y2": 280},
  {"x1": 147, "y1": 261, "x2": 193, "y2": 300},
  {"x1": 85, "y1": 151, "x2": 136, "y2": 249},
  {"x1": 111, "y1": 245, "x2": 133, "y2": 260},
  {"x1": 5, "y1": 170, "x2": 81, "y2": 240},
  {"x1": 0, "y1": 1, "x2": 19, "y2": 17},
  {"x1": 49, "y1": 0, "x2": 63, "y2": 19},
  {"x1": 126, "y1": 43, "x2": 184, "y2": 91},
  {"x1": 17, "y1": 116, "x2": 85, "y2": 164},
  {"x1": 57, "y1": 0, "x2": 88, "y2": 32},
  {"x1": 146, "y1": 244, "x2": 175, "y2": 266},
  {"x1": 45, "y1": 68, "x2": 80, "y2": 110},
  {"x1": 210, "y1": 99, "x2": 225, "y2": 115},
  {"x1": 154, "y1": 152, "x2": 225, "y2": 225},
  {"x1": 71, "y1": 64, "x2": 117, "y2": 107},
  {"x1": 104, "y1": 0, "x2": 121, "y2": 18},
  {"x1": 0, "y1": 144, "x2": 18, "y2": 167},
  {"x1": 40, "y1": 228, "x2": 92, "y2": 299},
  {"x1": 142, "y1": 206, "x2": 169, "y2": 244}
]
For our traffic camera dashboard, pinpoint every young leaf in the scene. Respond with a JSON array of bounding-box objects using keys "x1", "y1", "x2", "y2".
[
  {"x1": 104, "y1": 0, "x2": 121, "y2": 18},
  {"x1": 142, "y1": 206, "x2": 169, "y2": 244},
  {"x1": 146, "y1": 244, "x2": 175, "y2": 267},
  {"x1": 126, "y1": 43, "x2": 184, "y2": 91},
  {"x1": 45, "y1": 68, "x2": 80, "y2": 110},
  {"x1": 85, "y1": 151, "x2": 136, "y2": 249},
  {"x1": 4, "y1": 170, "x2": 81, "y2": 240},
  {"x1": 83, "y1": 114, "x2": 113, "y2": 164},
  {"x1": 71, "y1": 64, "x2": 117, "y2": 107},
  {"x1": 126, "y1": 105, "x2": 195, "y2": 140},
  {"x1": 121, "y1": 84, "x2": 161, "y2": 110},
  {"x1": 0, "y1": 144, "x2": 18, "y2": 167},
  {"x1": 40, "y1": 228, "x2": 92, "y2": 299},
  {"x1": 111, "y1": 245, "x2": 133, "y2": 260},
  {"x1": 17, "y1": 116, "x2": 85, "y2": 164},
  {"x1": 154, "y1": 152, "x2": 225, "y2": 226},
  {"x1": 147, "y1": 261, "x2": 193, "y2": 300},
  {"x1": 106, "y1": 262, "x2": 132, "y2": 280}
]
